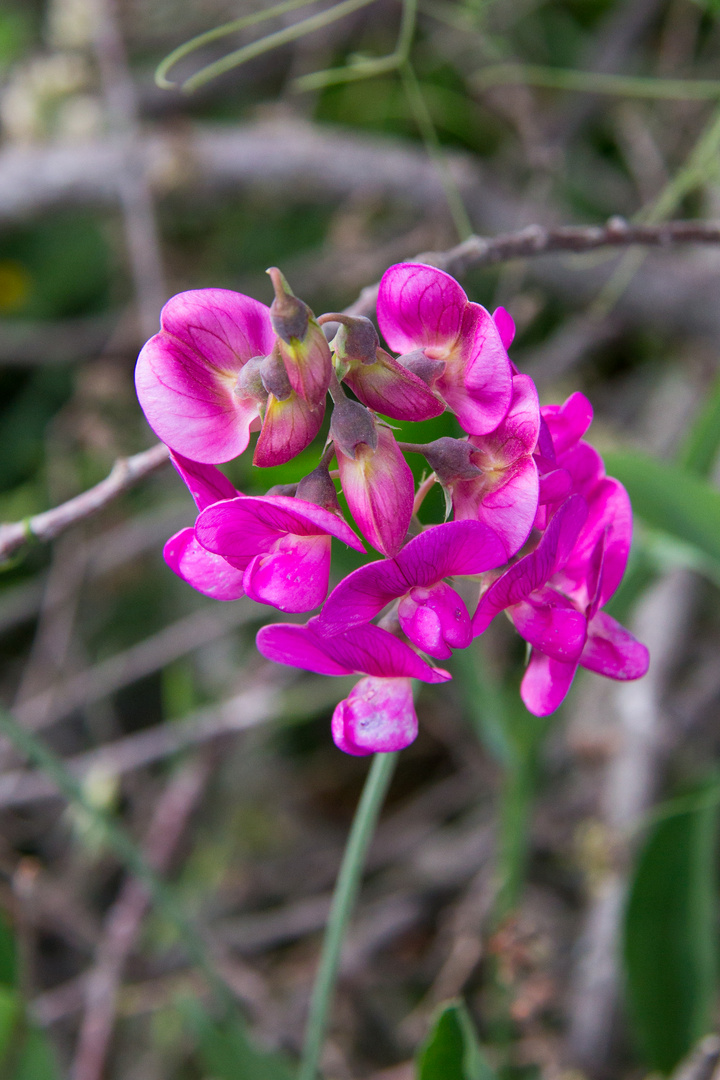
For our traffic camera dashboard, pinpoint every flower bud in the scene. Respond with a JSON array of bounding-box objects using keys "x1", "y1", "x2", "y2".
[
  {"x1": 337, "y1": 424, "x2": 414, "y2": 556},
  {"x1": 332, "y1": 316, "x2": 378, "y2": 379},
  {"x1": 421, "y1": 437, "x2": 482, "y2": 484},
  {"x1": 260, "y1": 345, "x2": 292, "y2": 401},
  {"x1": 254, "y1": 391, "x2": 325, "y2": 468},
  {"x1": 396, "y1": 348, "x2": 446, "y2": 386},
  {"x1": 296, "y1": 462, "x2": 340, "y2": 512},
  {"x1": 267, "y1": 267, "x2": 332, "y2": 407},
  {"x1": 235, "y1": 355, "x2": 268, "y2": 403},
  {"x1": 330, "y1": 397, "x2": 378, "y2": 460}
]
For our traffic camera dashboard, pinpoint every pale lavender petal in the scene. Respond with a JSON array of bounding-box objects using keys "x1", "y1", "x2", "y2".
[
  {"x1": 472, "y1": 494, "x2": 587, "y2": 635},
  {"x1": 256, "y1": 619, "x2": 452, "y2": 682},
  {"x1": 510, "y1": 588, "x2": 587, "y2": 663},
  {"x1": 345, "y1": 348, "x2": 445, "y2": 422},
  {"x1": 580, "y1": 611, "x2": 650, "y2": 680},
  {"x1": 196, "y1": 494, "x2": 364, "y2": 566},
  {"x1": 253, "y1": 391, "x2": 326, "y2": 468},
  {"x1": 377, "y1": 263, "x2": 467, "y2": 353},
  {"x1": 163, "y1": 528, "x2": 246, "y2": 601},
  {"x1": 542, "y1": 392, "x2": 593, "y2": 456},
  {"x1": 135, "y1": 333, "x2": 261, "y2": 463},
  {"x1": 243, "y1": 534, "x2": 331, "y2": 612},
  {"x1": 337, "y1": 425, "x2": 414, "y2": 556},
  {"x1": 169, "y1": 450, "x2": 238, "y2": 510},
  {"x1": 493, "y1": 306, "x2": 516, "y2": 349},
  {"x1": 332, "y1": 676, "x2": 418, "y2": 755},
  {"x1": 520, "y1": 651, "x2": 578, "y2": 716},
  {"x1": 398, "y1": 582, "x2": 471, "y2": 659},
  {"x1": 320, "y1": 520, "x2": 507, "y2": 632}
]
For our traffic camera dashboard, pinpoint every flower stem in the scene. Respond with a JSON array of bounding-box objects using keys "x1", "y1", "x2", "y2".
[{"x1": 298, "y1": 751, "x2": 398, "y2": 1080}]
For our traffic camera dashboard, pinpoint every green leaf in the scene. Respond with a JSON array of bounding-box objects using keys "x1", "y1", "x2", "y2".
[
  {"x1": 603, "y1": 450, "x2": 720, "y2": 566},
  {"x1": 0, "y1": 910, "x2": 17, "y2": 988},
  {"x1": 180, "y1": 998, "x2": 295, "y2": 1080},
  {"x1": 623, "y1": 781, "x2": 720, "y2": 1073},
  {"x1": 12, "y1": 1026, "x2": 60, "y2": 1080},
  {"x1": 680, "y1": 371, "x2": 720, "y2": 477},
  {"x1": 417, "y1": 1000, "x2": 496, "y2": 1080},
  {"x1": 0, "y1": 986, "x2": 19, "y2": 1064}
]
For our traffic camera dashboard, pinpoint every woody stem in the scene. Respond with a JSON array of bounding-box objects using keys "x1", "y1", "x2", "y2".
[{"x1": 298, "y1": 751, "x2": 398, "y2": 1080}]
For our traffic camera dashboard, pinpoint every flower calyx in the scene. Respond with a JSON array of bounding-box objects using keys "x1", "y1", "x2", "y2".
[
  {"x1": 235, "y1": 355, "x2": 269, "y2": 403},
  {"x1": 322, "y1": 314, "x2": 379, "y2": 381},
  {"x1": 267, "y1": 267, "x2": 331, "y2": 407},
  {"x1": 329, "y1": 389, "x2": 378, "y2": 461},
  {"x1": 418, "y1": 437, "x2": 482, "y2": 485},
  {"x1": 296, "y1": 461, "x2": 340, "y2": 512}
]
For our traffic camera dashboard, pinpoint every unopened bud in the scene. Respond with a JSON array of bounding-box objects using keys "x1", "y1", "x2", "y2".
[
  {"x1": 330, "y1": 397, "x2": 378, "y2": 460},
  {"x1": 422, "y1": 437, "x2": 482, "y2": 484},
  {"x1": 397, "y1": 349, "x2": 446, "y2": 386},
  {"x1": 260, "y1": 345, "x2": 292, "y2": 401},
  {"x1": 267, "y1": 266, "x2": 310, "y2": 342},
  {"x1": 266, "y1": 482, "x2": 298, "y2": 497},
  {"x1": 235, "y1": 355, "x2": 268, "y2": 402},
  {"x1": 296, "y1": 463, "x2": 340, "y2": 511},
  {"x1": 333, "y1": 316, "x2": 379, "y2": 372}
]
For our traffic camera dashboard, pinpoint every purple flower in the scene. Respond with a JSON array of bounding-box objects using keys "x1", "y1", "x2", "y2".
[
  {"x1": 163, "y1": 452, "x2": 246, "y2": 601},
  {"x1": 321, "y1": 520, "x2": 507, "y2": 658},
  {"x1": 377, "y1": 263, "x2": 513, "y2": 435},
  {"x1": 336, "y1": 423, "x2": 415, "y2": 556},
  {"x1": 448, "y1": 374, "x2": 540, "y2": 556},
  {"x1": 473, "y1": 496, "x2": 648, "y2": 715},
  {"x1": 195, "y1": 495, "x2": 364, "y2": 612},
  {"x1": 135, "y1": 289, "x2": 274, "y2": 464},
  {"x1": 253, "y1": 388, "x2": 326, "y2": 468},
  {"x1": 256, "y1": 618, "x2": 450, "y2": 754}
]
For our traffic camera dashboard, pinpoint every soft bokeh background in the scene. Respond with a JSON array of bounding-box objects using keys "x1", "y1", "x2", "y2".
[{"x1": 2, "y1": 1, "x2": 720, "y2": 1077}]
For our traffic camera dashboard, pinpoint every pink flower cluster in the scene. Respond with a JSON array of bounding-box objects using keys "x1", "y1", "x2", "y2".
[{"x1": 135, "y1": 263, "x2": 649, "y2": 755}]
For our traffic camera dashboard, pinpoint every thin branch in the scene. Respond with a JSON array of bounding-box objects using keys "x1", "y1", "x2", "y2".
[{"x1": 0, "y1": 443, "x2": 169, "y2": 566}]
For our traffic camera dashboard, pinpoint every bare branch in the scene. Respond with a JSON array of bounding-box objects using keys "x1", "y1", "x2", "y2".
[{"x1": 0, "y1": 443, "x2": 169, "y2": 566}]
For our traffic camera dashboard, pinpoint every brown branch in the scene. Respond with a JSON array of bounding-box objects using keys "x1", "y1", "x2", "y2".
[
  {"x1": 0, "y1": 443, "x2": 169, "y2": 566},
  {"x1": 70, "y1": 753, "x2": 214, "y2": 1080}
]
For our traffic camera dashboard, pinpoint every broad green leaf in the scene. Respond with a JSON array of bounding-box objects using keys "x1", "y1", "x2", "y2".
[
  {"x1": 623, "y1": 782, "x2": 720, "y2": 1073},
  {"x1": 417, "y1": 1000, "x2": 496, "y2": 1080},
  {"x1": 680, "y1": 371, "x2": 720, "y2": 477},
  {"x1": 180, "y1": 998, "x2": 295, "y2": 1080},
  {"x1": 603, "y1": 450, "x2": 720, "y2": 566},
  {"x1": 0, "y1": 910, "x2": 17, "y2": 988},
  {"x1": 0, "y1": 986, "x2": 19, "y2": 1064}
]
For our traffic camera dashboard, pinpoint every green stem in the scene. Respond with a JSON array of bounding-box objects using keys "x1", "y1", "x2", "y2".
[
  {"x1": 298, "y1": 751, "x2": 397, "y2": 1080},
  {"x1": 0, "y1": 707, "x2": 237, "y2": 1020}
]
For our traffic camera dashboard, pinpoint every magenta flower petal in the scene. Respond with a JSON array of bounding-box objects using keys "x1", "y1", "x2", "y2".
[
  {"x1": 538, "y1": 468, "x2": 572, "y2": 506},
  {"x1": 493, "y1": 306, "x2": 516, "y2": 349},
  {"x1": 398, "y1": 581, "x2": 471, "y2": 658},
  {"x1": 437, "y1": 304, "x2": 513, "y2": 436},
  {"x1": 520, "y1": 650, "x2": 578, "y2": 716},
  {"x1": 472, "y1": 494, "x2": 588, "y2": 635},
  {"x1": 470, "y1": 374, "x2": 540, "y2": 466},
  {"x1": 556, "y1": 478, "x2": 632, "y2": 606},
  {"x1": 196, "y1": 494, "x2": 364, "y2": 568},
  {"x1": 337, "y1": 425, "x2": 414, "y2": 556},
  {"x1": 169, "y1": 451, "x2": 239, "y2": 511},
  {"x1": 377, "y1": 263, "x2": 467, "y2": 353},
  {"x1": 163, "y1": 528, "x2": 246, "y2": 601},
  {"x1": 243, "y1": 534, "x2": 331, "y2": 612},
  {"x1": 135, "y1": 289, "x2": 273, "y2": 464},
  {"x1": 256, "y1": 618, "x2": 452, "y2": 682},
  {"x1": 542, "y1": 392, "x2": 593, "y2": 456},
  {"x1": 344, "y1": 348, "x2": 444, "y2": 422},
  {"x1": 332, "y1": 676, "x2": 418, "y2": 755},
  {"x1": 321, "y1": 519, "x2": 507, "y2": 632},
  {"x1": 253, "y1": 391, "x2": 326, "y2": 468},
  {"x1": 457, "y1": 456, "x2": 539, "y2": 559},
  {"x1": 510, "y1": 588, "x2": 587, "y2": 663},
  {"x1": 580, "y1": 611, "x2": 650, "y2": 680}
]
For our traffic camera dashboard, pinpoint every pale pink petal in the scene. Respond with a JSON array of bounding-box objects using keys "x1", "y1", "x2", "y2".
[
  {"x1": 580, "y1": 611, "x2": 650, "y2": 680},
  {"x1": 398, "y1": 582, "x2": 471, "y2": 658},
  {"x1": 377, "y1": 263, "x2": 467, "y2": 353},
  {"x1": 169, "y1": 451, "x2": 238, "y2": 510},
  {"x1": 474, "y1": 456, "x2": 540, "y2": 558},
  {"x1": 337, "y1": 425, "x2": 414, "y2": 556},
  {"x1": 345, "y1": 348, "x2": 445, "y2": 422},
  {"x1": 136, "y1": 333, "x2": 261, "y2": 463},
  {"x1": 256, "y1": 619, "x2": 452, "y2": 682},
  {"x1": 520, "y1": 651, "x2": 578, "y2": 715},
  {"x1": 159, "y1": 288, "x2": 274, "y2": 366},
  {"x1": 253, "y1": 391, "x2": 326, "y2": 468},
  {"x1": 493, "y1": 306, "x2": 516, "y2": 349},
  {"x1": 542, "y1": 392, "x2": 593, "y2": 456},
  {"x1": 510, "y1": 588, "x2": 587, "y2": 663},
  {"x1": 163, "y1": 528, "x2": 246, "y2": 601},
  {"x1": 332, "y1": 676, "x2": 418, "y2": 755},
  {"x1": 243, "y1": 534, "x2": 331, "y2": 612}
]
